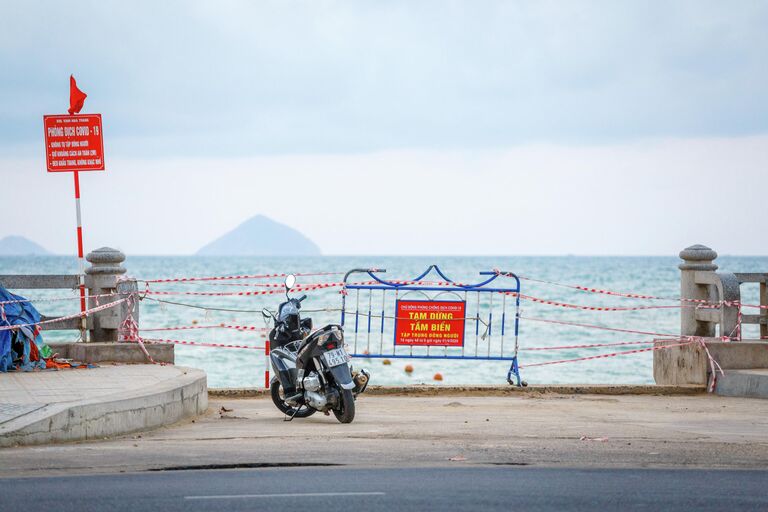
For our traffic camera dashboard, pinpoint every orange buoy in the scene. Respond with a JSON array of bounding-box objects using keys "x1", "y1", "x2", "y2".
[
  {"x1": 404, "y1": 364, "x2": 414, "y2": 374},
  {"x1": 191, "y1": 319, "x2": 198, "y2": 325},
  {"x1": 382, "y1": 359, "x2": 392, "y2": 365},
  {"x1": 433, "y1": 372, "x2": 443, "y2": 381}
]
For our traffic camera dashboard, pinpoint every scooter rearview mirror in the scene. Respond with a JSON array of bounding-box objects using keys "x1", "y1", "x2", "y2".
[
  {"x1": 285, "y1": 274, "x2": 296, "y2": 290},
  {"x1": 262, "y1": 308, "x2": 273, "y2": 320}
]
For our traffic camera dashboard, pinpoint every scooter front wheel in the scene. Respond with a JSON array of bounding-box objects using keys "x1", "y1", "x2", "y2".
[{"x1": 270, "y1": 380, "x2": 316, "y2": 418}]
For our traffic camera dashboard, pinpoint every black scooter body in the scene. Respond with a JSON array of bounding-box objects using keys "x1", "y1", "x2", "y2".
[
  {"x1": 271, "y1": 326, "x2": 356, "y2": 395},
  {"x1": 264, "y1": 278, "x2": 370, "y2": 422},
  {"x1": 270, "y1": 347, "x2": 299, "y2": 394}
]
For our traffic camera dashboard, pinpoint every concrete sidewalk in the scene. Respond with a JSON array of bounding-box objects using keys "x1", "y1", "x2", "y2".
[
  {"x1": 0, "y1": 365, "x2": 207, "y2": 447},
  {"x1": 2, "y1": 393, "x2": 768, "y2": 477}
]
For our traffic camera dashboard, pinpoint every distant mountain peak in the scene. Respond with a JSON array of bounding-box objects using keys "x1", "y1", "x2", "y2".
[
  {"x1": 196, "y1": 215, "x2": 321, "y2": 256},
  {"x1": 0, "y1": 235, "x2": 51, "y2": 256}
]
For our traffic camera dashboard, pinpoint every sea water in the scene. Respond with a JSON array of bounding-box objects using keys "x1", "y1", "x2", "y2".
[{"x1": 1, "y1": 255, "x2": 765, "y2": 387}]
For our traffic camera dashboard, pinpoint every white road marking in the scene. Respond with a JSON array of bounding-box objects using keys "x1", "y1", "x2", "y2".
[{"x1": 184, "y1": 491, "x2": 386, "y2": 500}]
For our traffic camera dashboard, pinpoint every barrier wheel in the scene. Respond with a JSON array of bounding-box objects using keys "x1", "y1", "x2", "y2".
[{"x1": 270, "y1": 380, "x2": 316, "y2": 418}]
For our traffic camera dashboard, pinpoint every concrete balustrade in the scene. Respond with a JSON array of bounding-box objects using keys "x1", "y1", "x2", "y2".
[
  {"x1": 655, "y1": 244, "x2": 768, "y2": 396},
  {"x1": 84, "y1": 247, "x2": 126, "y2": 342},
  {"x1": 678, "y1": 244, "x2": 718, "y2": 337},
  {"x1": 0, "y1": 247, "x2": 172, "y2": 364}
]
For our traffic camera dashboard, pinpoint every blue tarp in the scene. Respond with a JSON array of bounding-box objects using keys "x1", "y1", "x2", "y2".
[{"x1": 0, "y1": 286, "x2": 47, "y2": 372}]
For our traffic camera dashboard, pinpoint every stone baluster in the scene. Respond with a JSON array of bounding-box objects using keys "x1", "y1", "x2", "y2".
[
  {"x1": 679, "y1": 244, "x2": 718, "y2": 337},
  {"x1": 84, "y1": 247, "x2": 127, "y2": 342}
]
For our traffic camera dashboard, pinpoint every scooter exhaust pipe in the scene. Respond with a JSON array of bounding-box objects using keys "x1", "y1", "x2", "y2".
[{"x1": 352, "y1": 369, "x2": 370, "y2": 395}]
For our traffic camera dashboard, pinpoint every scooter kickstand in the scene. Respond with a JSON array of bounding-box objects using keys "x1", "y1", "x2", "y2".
[{"x1": 284, "y1": 405, "x2": 304, "y2": 422}]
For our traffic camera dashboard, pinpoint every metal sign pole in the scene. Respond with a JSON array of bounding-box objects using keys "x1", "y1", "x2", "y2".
[
  {"x1": 44, "y1": 76, "x2": 104, "y2": 345},
  {"x1": 73, "y1": 170, "x2": 88, "y2": 341}
]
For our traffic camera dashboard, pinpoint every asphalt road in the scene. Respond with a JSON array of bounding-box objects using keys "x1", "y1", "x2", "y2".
[{"x1": 1, "y1": 466, "x2": 766, "y2": 512}]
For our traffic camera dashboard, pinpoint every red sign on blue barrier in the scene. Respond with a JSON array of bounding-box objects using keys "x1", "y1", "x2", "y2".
[{"x1": 395, "y1": 300, "x2": 466, "y2": 347}]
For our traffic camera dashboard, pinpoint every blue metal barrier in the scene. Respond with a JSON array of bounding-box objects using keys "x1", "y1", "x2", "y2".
[{"x1": 340, "y1": 266, "x2": 523, "y2": 386}]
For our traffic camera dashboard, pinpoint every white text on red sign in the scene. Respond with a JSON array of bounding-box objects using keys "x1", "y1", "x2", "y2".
[{"x1": 43, "y1": 114, "x2": 105, "y2": 172}]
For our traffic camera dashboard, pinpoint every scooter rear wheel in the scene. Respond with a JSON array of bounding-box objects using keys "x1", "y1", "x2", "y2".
[
  {"x1": 332, "y1": 389, "x2": 355, "y2": 423},
  {"x1": 270, "y1": 380, "x2": 316, "y2": 418}
]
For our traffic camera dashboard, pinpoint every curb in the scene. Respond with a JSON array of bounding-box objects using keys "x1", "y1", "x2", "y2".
[
  {"x1": 209, "y1": 384, "x2": 706, "y2": 398},
  {"x1": 0, "y1": 367, "x2": 207, "y2": 447},
  {"x1": 715, "y1": 369, "x2": 768, "y2": 399}
]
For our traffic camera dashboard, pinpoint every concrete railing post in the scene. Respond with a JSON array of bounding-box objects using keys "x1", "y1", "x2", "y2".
[
  {"x1": 117, "y1": 278, "x2": 139, "y2": 341},
  {"x1": 679, "y1": 244, "x2": 718, "y2": 337},
  {"x1": 85, "y1": 247, "x2": 127, "y2": 342}
]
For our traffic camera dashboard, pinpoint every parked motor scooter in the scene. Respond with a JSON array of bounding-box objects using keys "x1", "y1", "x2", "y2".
[{"x1": 262, "y1": 274, "x2": 370, "y2": 423}]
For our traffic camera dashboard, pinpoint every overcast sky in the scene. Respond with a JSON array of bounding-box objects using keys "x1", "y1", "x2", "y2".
[{"x1": 1, "y1": 0, "x2": 766, "y2": 255}]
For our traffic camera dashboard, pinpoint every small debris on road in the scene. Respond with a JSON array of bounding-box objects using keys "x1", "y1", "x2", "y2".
[{"x1": 579, "y1": 436, "x2": 609, "y2": 442}]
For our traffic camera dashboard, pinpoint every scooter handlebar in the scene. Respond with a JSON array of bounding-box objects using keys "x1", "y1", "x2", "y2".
[{"x1": 298, "y1": 294, "x2": 307, "y2": 303}]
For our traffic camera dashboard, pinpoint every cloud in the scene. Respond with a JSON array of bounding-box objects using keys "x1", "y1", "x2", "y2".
[
  {"x1": 2, "y1": 135, "x2": 766, "y2": 256},
  {"x1": 1, "y1": 0, "x2": 767, "y2": 157}
]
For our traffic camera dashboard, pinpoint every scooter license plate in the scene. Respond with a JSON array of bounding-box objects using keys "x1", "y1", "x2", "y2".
[{"x1": 323, "y1": 348, "x2": 350, "y2": 367}]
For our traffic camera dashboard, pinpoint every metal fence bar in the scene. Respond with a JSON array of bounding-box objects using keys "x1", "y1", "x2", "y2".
[
  {"x1": 366, "y1": 292, "x2": 372, "y2": 353},
  {"x1": 501, "y1": 293, "x2": 506, "y2": 357},
  {"x1": 380, "y1": 289, "x2": 385, "y2": 354},
  {"x1": 393, "y1": 289, "x2": 399, "y2": 356},
  {"x1": 488, "y1": 293, "x2": 493, "y2": 357},
  {"x1": 461, "y1": 291, "x2": 467, "y2": 357},
  {"x1": 475, "y1": 293, "x2": 480, "y2": 357},
  {"x1": 514, "y1": 292, "x2": 521, "y2": 356},
  {"x1": 761, "y1": 280, "x2": 768, "y2": 339},
  {"x1": 354, "y1": 289, "x2": 360, "y2": 352}
]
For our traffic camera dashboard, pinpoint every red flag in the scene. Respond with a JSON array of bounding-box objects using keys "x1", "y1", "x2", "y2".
[{"x1": 68, "y1": 75, "x2": 87, "y2": 115}]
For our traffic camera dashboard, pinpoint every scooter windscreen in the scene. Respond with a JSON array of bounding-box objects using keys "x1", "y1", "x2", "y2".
[{"x1": 278, "y1": 301, "x2": 300, "y2": 331}]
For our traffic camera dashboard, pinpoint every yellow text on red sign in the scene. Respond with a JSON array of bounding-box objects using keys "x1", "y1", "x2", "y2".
[{"x1": 395, "y1": 300, "x2": 466, "y2": 347}]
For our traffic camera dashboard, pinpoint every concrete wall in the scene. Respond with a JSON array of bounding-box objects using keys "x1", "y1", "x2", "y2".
[{"x1": 654, "y1": 339, "x2": 768, "y2": 386}]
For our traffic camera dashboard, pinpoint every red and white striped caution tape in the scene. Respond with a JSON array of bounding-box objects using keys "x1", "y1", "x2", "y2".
[
  {"x1": 162, "y1": 280, "x2": 385, "y2": 289},
  {"x1": 519, "y1": 339, "x2": 657, "y2": 351},
  {"x1": 142, "y1": 271, "x2": 344, "y2": 284},
  {"x1": 498, "y1": 271, "x2": 768, "y2": 309},
  {"x1": 118, "y1": 294, "x2": 163, "y2": 364},
  {"x1": 504, "y1": 272, "x2": 704, "y2": 303},
  {"x1": 519, "y1": 339, "x2": 695, "y2": 369},
  {"x1": 520, "y1": 314, "x2": 683, "y2": 338},
  {"x1": 123, "y1": 335, "x2": 265, "y2": 351},
  {"x1": 142, "y1": 283, "x2": 343, "y2": 297},
  {"x1": 141, "y1": 269, "x2": 768, "y2": 311},
  {"x1": 0, "y1": 292, "x2": 120, "y2": 306},
  {"x1": 511, "y1": 293, "x2": 690, "y2": 312},
  {"x1": 139, "y1": 324, "x2": 269, "y2": 333},
  {"x1": 0, "y1": 297, "x2": 127, "y2": 331},
  {"x1": 688, "y1": 336, "x2": 725, "y2": 392}
]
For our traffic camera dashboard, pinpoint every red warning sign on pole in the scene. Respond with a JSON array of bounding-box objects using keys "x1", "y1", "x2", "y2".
[
  {"x1": 43, "y1": 114, "x2": 104, "y2": 172},
  {"x1": 395, "y1": 300, "x2": 466, "y2": 347}
]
